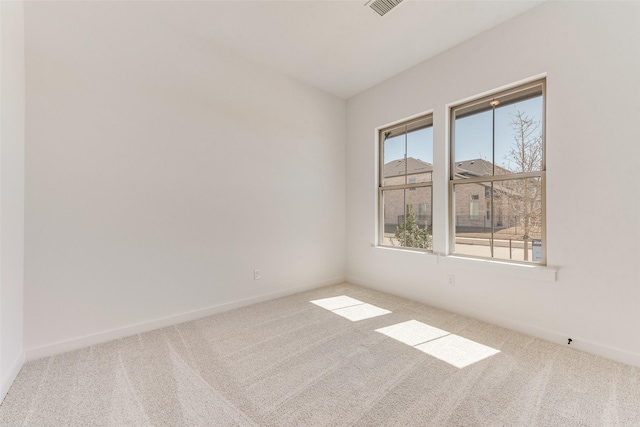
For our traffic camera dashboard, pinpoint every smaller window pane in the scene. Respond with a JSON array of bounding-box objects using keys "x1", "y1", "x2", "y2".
[
  {"x1": 381, "y1": 189, "x2": 405, "y2": 246},
  {"x1": 494, "y1": 96, "x2": 543, "y2": 174},
  {"x1": 492, "y1": 177, "x2": 543, "y2": 263},
  {"x1": 453, "y1": 182, "x2": 492, "y2": 258},
  {"x1": 453, "y1": 111, "x2": 492, "y2": 177},
  {"x1": 382, "y1": 134, "x2": 406, "y2": 186},
  {"x1": 407, "y1": 125, "x2": 433, "y2": 183},
  {"x1": 382, "y1": 115, "x2": 433, "y2": 187},
  {"x1": 382, "y1": 188, "x2": 432, "y2": 250},
  {"x1": 453, "y1": 178, "x2": 543, "y2": 263}
]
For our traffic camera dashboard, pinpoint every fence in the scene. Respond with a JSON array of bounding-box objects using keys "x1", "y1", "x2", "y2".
[
  {"x1": 454, "y1": 236, "x2": 542, "y2": 262},
  {"x1": 385, "y1": 215, "x2": 539, "y2": 237},
  {"x1": 454, "y1": 215, "x2": 526, "y2": 234}
]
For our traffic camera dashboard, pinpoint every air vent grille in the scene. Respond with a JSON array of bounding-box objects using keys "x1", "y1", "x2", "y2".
[{"x1": 366, "y1": 0, "x2": 404, "y2": 17}]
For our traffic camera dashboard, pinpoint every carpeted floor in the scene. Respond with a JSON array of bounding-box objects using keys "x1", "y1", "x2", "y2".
[{"x1": 1, "y1": 283, "x2": 639, "y2": 426}]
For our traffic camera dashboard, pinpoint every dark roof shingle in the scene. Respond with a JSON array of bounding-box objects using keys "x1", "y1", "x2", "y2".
[{"x1": 383, "y1": 157, "x2": 433, "y2": 178}]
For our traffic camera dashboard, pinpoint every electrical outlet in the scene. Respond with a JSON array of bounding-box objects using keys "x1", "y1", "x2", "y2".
[
  {"x1": 447, "y1": 274, "x2": 455, "y2": 286},
  {"x1": 254, "y1": 269, "x2": 261, "y2": 280}
]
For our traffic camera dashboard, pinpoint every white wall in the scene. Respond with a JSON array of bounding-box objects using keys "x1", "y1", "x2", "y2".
[
  {"x1": 22, "y1": 0, "x2": 640, "y2": 368},
  {"x1": 24, "y1": 2, "x2": 346, "y2": 356},
  {"x1": 347, "y1": 1, "x2": 640, "y2": 366},
  {"x1": 0, "y1": 0, "x2": 26, "y2": 400}
]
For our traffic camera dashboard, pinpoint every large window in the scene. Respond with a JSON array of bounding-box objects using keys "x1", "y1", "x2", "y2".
[
  {"x1": 379, "y1": 115, "x2": 433, "y2": 250},
  {"x1": 450, "y1": 80, "x2": 545, "y2": 264}
]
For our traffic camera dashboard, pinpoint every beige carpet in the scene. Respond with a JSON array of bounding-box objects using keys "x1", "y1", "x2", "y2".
[{"x1": 1, "y1": 283, "x2": 639, "y2": 426}]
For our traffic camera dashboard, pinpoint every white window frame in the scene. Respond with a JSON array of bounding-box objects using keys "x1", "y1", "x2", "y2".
[
  {"x1": 449, "y1": 79, "x2": 546, "y2": 265},
  {"x1": 378, "y1": 114, "x2": 433, "y2": 251}
]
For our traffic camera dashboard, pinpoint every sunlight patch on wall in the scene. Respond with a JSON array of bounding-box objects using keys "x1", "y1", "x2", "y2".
[
  {"x1": 376, "y1": 320, "x2": 500, "y2": 368},
  {"x1": 310, "y1": 296, "x2": 391, "y2": 321}
]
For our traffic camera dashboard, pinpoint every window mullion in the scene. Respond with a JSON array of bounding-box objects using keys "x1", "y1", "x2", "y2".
[
  {"x1": 451, "y1": 171, "x2": 544, "y2": 186},
  {"x1": 380, "y1": 182, "x2": 432, "y2": 191}
]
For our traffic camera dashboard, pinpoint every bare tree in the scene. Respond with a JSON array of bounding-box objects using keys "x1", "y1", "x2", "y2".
[
  {"x1": 505, "y1": 110, "x2": 543, "y2": 174},
  {"x1": 498, "y1": 110, "x2": 543, "y2": 260}
]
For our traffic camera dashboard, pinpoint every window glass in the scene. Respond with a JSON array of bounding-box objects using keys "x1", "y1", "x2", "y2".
[
  {"x1": 494, "y1": 96, "x2": 543, "y2": 174},
  {"x1": 383, "y1": 134, "x2": 407, "y2": 186},
  {"x1": 450, "y1": 80, "x2": 545, "y2": 264},
  {"x1": 453, "y1": 86, "x2": 543, "y2": 178},
  {"x1": 381, "y1": 187, "x2": 432, "y2": 250},
  {"x1": 407, "y1": 125, "x2": 433, "y2": 183},
  {"x1": 379, "y1": 114, "x2": 433, "y2": 251},
  {"x1": 454, "y1": 111, "x2": 492, "y2": 176}
]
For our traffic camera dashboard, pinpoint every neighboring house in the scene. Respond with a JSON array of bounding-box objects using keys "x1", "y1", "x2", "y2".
[
  {"x1": 382, "y1": 157, "x2": 433, "y2": 233},
  {"x1": 383, "y1": 158, "x2": 539, "y2": 235},
  {"x1": 452, "y1": 159, "x2": 509, "y2": 232}
]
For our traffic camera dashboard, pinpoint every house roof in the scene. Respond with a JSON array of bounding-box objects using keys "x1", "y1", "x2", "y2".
[
  {"x1": 384, "y1": 157, "x2": 510, "y2": 179},
  {"x1": 454, "y1": 159, "x2": 511, "y2": 178},
  {"x1": 384, "y1": 157, "x2": 433, "y2": 178}
]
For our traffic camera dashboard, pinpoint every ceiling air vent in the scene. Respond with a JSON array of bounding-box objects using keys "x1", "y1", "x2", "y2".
[{"x1": 365, "y1": 0, "x2": 404, "y2": 17}]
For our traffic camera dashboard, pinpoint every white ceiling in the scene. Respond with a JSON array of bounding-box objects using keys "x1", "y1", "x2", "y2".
[{"x1": 147, "y1": 0, "x2": 545, "y2": 99}]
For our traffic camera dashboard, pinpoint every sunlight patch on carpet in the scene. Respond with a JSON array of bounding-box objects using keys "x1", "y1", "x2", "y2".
[
  {"x1": 310, "y1": 296, "x2": 391, "y2": 321},
  {"x1": 376, "y1": 320, "x2": 449, "y2": 346},
  {"x1": 416, "y1": 334, "x2": 500, "y2": 368},
  {"x1": 376, "y1": 320, "x2": 500, "y2": 368},
  {"x1": 310, "y1": 295, "x2": 364, "y2": 310}
]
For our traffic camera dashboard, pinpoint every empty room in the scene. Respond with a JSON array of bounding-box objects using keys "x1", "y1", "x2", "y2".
[{"x1": 1, "y1": 0, "x2": 639, "y2": 425}]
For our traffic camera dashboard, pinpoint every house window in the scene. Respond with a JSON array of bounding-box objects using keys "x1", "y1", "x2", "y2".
[
  {"x1": 418, "y1": 203, "x2": 427, "y2": 217},
  {"x1": 379, "y1": 114, "x2": 433, "y2": 250},
  {"x1": 469, "y1": 195, "x2": 480, "y2": 218},
  {"x1": 450, "y1": 80, "x2": 545, "y2": 264}
]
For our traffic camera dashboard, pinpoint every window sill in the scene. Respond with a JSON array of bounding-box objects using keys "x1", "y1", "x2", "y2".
[
  {"x1": 373, "y1": 245, "x2": 439, "y2": 263},
  {"x1": 372, "y1": 246, "x2": 557, "y2": 281},
  {"x1": 436, "y1": 254, "x2": 557, "y2": 282}
]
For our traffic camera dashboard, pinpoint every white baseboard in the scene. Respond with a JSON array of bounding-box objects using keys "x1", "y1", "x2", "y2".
[
  {"x1": 347, "y1": 276, "x2": 640, "y2": 368},
  {"x1": 25, "y1": 277, "x2": 345, "y2": 362},
  {"x1": 1, "y1": 351, "x2": 26, "y2": 404}
]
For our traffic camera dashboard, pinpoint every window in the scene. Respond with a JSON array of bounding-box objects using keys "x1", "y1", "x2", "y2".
[
  {"x1": 408, "y1": 177, "x2": 417, "y2": 190},
  {"x1": 450, "y1": 80, "x2": 545, "y2": 264},
  {"x1": 379, "y1": 114, "x2": 433, "y2": 250},
  {"x1": 469, "y1": 195, "x2": 480, "y2": 218},
  {"x1": 418, "y1": 203, "x2": 427, "y2": 217}
]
